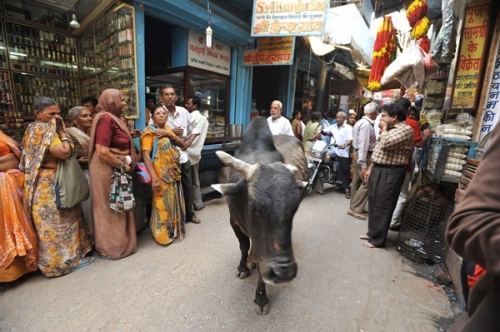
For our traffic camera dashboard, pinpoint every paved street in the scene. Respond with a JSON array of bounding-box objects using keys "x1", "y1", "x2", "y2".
[{"x1": 0, "y1": 187, "x2": 460, "y2": 331}]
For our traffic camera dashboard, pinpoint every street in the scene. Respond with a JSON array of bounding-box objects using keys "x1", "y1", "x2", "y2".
[{"x1": 0, "y1": 187, "x2": 460, "y2": 331}]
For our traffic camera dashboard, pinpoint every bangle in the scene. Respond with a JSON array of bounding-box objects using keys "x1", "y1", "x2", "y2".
[{"x1": 60, "y1": 137, "x2": 70, "y2": 143}]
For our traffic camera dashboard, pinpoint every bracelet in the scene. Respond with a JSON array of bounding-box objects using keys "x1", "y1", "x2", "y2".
[{"x1": 60, "y1": 137, "x2": 71, "y2": 143}]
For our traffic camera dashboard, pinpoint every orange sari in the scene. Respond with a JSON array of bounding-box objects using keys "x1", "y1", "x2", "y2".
[{"x1": 0, "y1": 130, "x2": 38, "y2": 282}]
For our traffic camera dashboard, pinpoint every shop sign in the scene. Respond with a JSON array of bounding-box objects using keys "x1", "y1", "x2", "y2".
[
  {"x1": 479, "y1": 44, "x2": 500, "y2": 142},
  {"x1": 452, "y1": 0, "x2": 490, "y2": 109},
  {"x1": 187, "y1": 30, "x2": 231, "y2": 76},
  {"x1": 243, "y1": 36, "x2": 295, "y2": 66},
  {"x1": 251, "y1": 0, "x2": 328, "y2": 37}
]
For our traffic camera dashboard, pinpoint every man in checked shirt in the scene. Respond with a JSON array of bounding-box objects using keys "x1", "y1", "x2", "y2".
[{"x1": 360, "y1": 103, "x2": 414, "y2": 249}]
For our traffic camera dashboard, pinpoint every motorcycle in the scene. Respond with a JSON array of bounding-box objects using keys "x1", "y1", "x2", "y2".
[{"x1": 305, "y1": 133, "x2": 341, "y2": 194}]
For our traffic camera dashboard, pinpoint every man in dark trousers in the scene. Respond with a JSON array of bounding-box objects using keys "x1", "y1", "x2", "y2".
[{"x1": 360, "y1": 103, "x2": 414, "y2": 248}]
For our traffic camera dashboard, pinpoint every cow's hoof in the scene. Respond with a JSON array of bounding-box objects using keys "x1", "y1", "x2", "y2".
[
  {"x1": 235, "y1": 270, "x2": 251, "y2": 279},
  {"x1": 254, "y1": 302, "x2": 270, "y2": 315}
]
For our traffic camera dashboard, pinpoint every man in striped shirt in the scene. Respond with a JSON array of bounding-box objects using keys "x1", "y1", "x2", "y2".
[{"x1": 360, "y1": 103, "x2": 414, "y2": 249}]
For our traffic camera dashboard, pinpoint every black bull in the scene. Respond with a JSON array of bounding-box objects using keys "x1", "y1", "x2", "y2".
[{"x1": 212, "y1": 117, "x2": 308, "y2": 314}]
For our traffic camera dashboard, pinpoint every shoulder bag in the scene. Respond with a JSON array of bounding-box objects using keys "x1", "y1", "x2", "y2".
[
  {"x1": 55, "y1": 145, "x2": 90, "y2": 209},
  {"x1": 109, "y1": 164, "x2": 136, "y2": 212}
]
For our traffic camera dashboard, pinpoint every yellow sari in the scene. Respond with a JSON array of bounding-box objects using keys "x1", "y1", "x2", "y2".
[
  {"x1": 141, "y1": 126, "x2": 185, "y2": 245},
  {"x1": 19, "y1": 120, "x2": 91, "y2": 277}
]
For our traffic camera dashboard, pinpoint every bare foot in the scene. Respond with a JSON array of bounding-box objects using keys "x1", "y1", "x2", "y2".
[
  {"x1": 359, "y1": 235, "x2": 369, "y2": 240},
  {"x1": 362, "y1": 241, "x2": 376, "y2": 248}
]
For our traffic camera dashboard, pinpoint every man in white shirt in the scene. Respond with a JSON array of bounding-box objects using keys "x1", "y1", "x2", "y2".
[
  {"x1": 159, "y1": 84, "x2": 201, "y2": 224},
  {"x1": 320, "y1": 110, "x2": 353, "y2": 197},
  {"x1": 266, "y1": 100, "x2": 294, "y2": 136},
  {"x1": 185, "y1": 96, "x2": 209, "y2": 211}
]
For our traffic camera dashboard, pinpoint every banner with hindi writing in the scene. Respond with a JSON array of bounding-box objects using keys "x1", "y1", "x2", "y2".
[
  {"x1": 243, "y1": 37, "x2": 295, "y2": 66},
  {"x1": 187, "y1": 30, "x2": 231, "y2": 76},
  {"x1": 251, "y1": 0, "x2": 328, "y2": 37},
  {"x1": 479, "y1": 44, "x2": 500, "y2": 142},
  {"x1": 452, "y1": 0, "x2": 491, "y2": 108}
]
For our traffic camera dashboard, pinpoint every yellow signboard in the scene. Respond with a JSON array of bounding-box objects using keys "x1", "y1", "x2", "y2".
[
  {"x1": 243, "y1": 37, "x2": 295, "y2": 66},
  {"x1": 452, "y1": 0, "x2": 490, "y2": 108},
  {"x1": 251, "y1": 0, "x2": 328, "y2": 37}
]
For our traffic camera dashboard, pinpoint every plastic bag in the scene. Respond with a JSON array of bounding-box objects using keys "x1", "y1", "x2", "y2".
[
  {"x1": 430, "y1": 0, "x2": 455, "y2": 63},
  {"x1": 381, "y1": 42, "x2": 425, "y2": 89}
]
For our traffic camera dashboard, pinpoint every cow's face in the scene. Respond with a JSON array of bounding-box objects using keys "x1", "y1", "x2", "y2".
[
  {"x1": 246, "y1": 163, "x2": 301, "y2": 284},
  {"x1": 213, "y1": 151, "x2": 306, "y2": 285}
]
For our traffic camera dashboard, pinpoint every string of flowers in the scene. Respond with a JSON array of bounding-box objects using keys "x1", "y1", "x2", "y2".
[
  {"x1": 407, "y1": 0, "x2": 430, "y2": 40},
  {"x1": 368, "y1": 16, "x2": 397, "y2": 91}
]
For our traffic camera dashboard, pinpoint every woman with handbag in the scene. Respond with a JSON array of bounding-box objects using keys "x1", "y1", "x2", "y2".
[
  {"x1": 88, "y1": 89, "x2": 137, "y2": 259},
  {"x1": 0, "y1": 130, "x2": 38, "y2": 282},
  {"x1": 19, "y1": 97, "x2": 93, "y2": 277},
  {"x1": 66, "y1": 106, "x2": 94, "y2": 244},
  {"x1": 141, "y1": 105, "x2": 185, "y2": 245}
]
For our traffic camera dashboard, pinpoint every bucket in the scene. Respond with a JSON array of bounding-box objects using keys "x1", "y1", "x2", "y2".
[{"x1": 229, "y1": 124, "x2": 242, "y2": 137}]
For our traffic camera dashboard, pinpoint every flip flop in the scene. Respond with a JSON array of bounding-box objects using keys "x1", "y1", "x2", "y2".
[
  {"x1": 71, "y1": 256, "x2": 95, "y2": 273},
  {"x1": 190, "y1": 217, "x2": 201, "y2": 224}
]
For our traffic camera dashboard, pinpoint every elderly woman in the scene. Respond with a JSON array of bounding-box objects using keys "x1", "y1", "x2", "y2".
[
  {"x1": 66, "y1": 106, "x2": 94, "y2": 242},
  {"x1": 89, "y1": 89, "x2": 137, "y2": 259},
  {"x1": 141, "y1": 105, "x2": 185, "y2": 245},
  {"x1": 19, "y1": 97, "x2": 93, "y2": 277},
  {"x1": 0, "y1": 130, "x2": 38, "y2": 282},
  {"x1": 302, "y1": 111, "x2": 322, "y2": 156}
]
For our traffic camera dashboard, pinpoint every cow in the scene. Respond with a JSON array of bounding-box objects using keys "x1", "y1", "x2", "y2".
[{"x1": 212, "y1": 117, "x2": 307, "y2": 314}]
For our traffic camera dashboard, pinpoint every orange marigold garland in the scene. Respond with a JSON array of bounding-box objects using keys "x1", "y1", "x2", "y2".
[
  {"x1": 406, "y1": 0, "x2": 428, "y2": 27},
  {"x1": 411, "y1": 16, "x2": 430, "y2": 40},
  {"x1": 368, "y1": 16, "x2": 397, "y2": 91}
]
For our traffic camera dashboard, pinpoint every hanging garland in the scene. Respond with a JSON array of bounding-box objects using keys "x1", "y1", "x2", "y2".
[
  {"x1": 411, "y1": 17, "x2": 430, "y2": 40},
  {"x1": 406, "y1": 0, "x2": 428, "y2": 27},
  {"x1": 368, "y1": 16, "x2": 397, "y2": 91}
]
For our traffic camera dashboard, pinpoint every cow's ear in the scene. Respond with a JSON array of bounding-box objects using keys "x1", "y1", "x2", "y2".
[
  {"x1": 211, "y1": 183, "x2": 241, "y2": 196},
  {"x1": 297, "y1": 180, "x2": 307, "y2": 189},
  {"x1": 284, "y1": 164, "x2": 299, "y2": 177}
]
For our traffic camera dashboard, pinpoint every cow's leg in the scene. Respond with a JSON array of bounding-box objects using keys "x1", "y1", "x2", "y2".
[
  {"x1": 230, "y1": 218, "x2": 251, "y2": 279},
  {"x1": 254, "y1": 272, "x2": 270, "y2": 315}
]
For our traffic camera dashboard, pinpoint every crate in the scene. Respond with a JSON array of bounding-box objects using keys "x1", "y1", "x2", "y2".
[{"x1": 425, "y1": 138, "x2": 477, "y2": 184}]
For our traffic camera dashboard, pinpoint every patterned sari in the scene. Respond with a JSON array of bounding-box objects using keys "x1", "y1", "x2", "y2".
[
  {"x1": 141, "y1": 126, "x2": 185, "y2": 245},
  {"x1": 0, "y1": 131, "x2": 38, "y2": 282},
  {"x1": 19, "y1": 120, "x2": 91, "y2": 277},
  {"x1": 66, "y1": 127, "x2": 93, "y2": 242}
]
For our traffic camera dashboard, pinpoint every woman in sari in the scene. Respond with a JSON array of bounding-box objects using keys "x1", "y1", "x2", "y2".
[
  {"x1": 89, "y1": 89, "x2": 137, "y2": 259},
  {"x1": 0, "y1": 130, "x2": 38, "y2": 282},
  {"x1": 19, "y1": 97, "x2": 93, "y2": 277},
  {"x1": 141, "y1": 105, "x2": 185, "y2": 245},
  {"x1": 66, "y1": 106, "x2": 94, "y2": 243}
]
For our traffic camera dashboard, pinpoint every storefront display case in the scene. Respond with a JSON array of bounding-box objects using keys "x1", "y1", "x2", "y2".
[
  {"x1": 146, "y1": 67, "x2": 230, "y2": 143},
  {"x1": 79, "y1": 3, "x2": 139, "y2": 118}
]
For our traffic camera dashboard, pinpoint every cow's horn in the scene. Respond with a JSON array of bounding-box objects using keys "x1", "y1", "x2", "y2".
[
  {"x1": 215, "y1": 151, "x2": 256, "y2": 180},
  {"x1": 211, "y1": 183, "x2": 240, "y2": 196}
]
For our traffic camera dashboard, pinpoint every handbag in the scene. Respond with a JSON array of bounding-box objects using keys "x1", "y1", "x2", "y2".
[
  {"x1": 55, "y1": 146, "x2": 90, "y2": 209},
  {"x1": 109, "y1": 164, "x2": 136, "y2": 212},
  {"x1": 134, "y1": 136, "x2": 158, "y2": 184}
]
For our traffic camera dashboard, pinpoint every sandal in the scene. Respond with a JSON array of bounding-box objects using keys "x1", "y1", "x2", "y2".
[
  {"x1": 189, "y1": 217, "x2": 201, "y2": 224},
  {"x1": 345, "y1": 190, "x2": 351, "y2": 199},
  {"x1": 71, "y1": 256, "x2": 94, "y2": 273}
]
